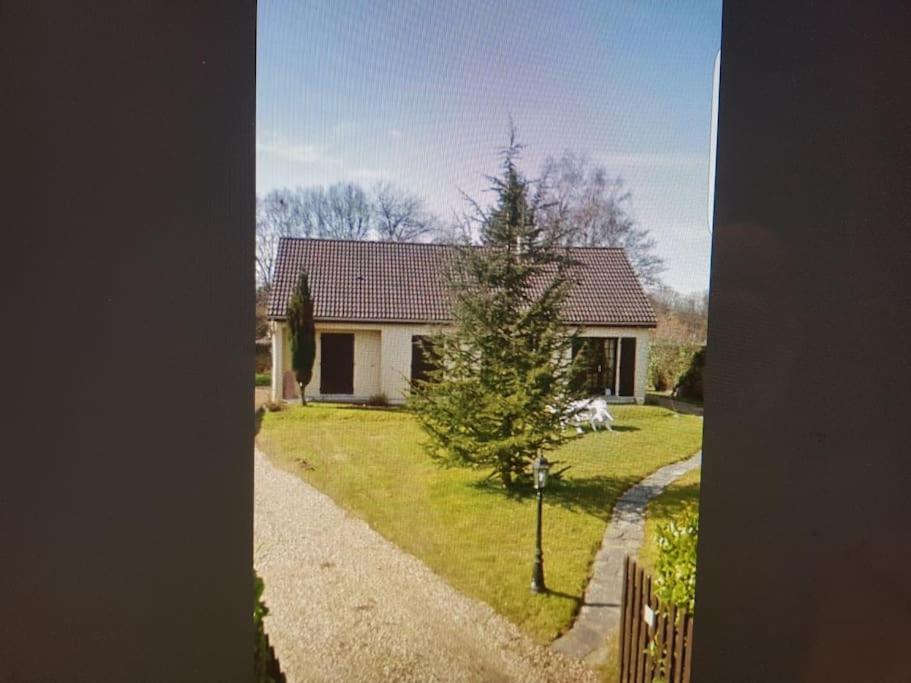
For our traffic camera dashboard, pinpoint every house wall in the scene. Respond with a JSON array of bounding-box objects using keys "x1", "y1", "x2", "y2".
[
  {"x1": 276, "y1": 321, "x2": 440, "y2": 403},
  {"x1": 377, "y1": 324, "x2": 440, "y2": 402},
  {"x1": 273, "y1": 321, "x2": 650, "y2": 404}
]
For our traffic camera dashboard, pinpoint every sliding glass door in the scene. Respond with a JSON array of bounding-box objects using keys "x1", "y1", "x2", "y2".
[{"x1": 572, "y1": 337, "x2": 618, "y2": 396}]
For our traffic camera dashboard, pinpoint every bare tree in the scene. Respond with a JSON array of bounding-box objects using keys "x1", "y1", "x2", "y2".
[
  {"x1": 256, "y1": 181, "x2": 441, "y2": 288},
  {"x1": 297, "y1": 187, "x2": 329, "y2": 237},
  {"x1": 538, "y1": 151, "x2": 665, "y2": 288},
  {"x1": 431, "y1": 215, "x2": 475, "y2": 245},
  {"x1": 255, "y1": 188, "x2": 311, "y2": 290},
  {"x1": 372, "y1": 181, "x2": 438, "y2": 242},
  {"x1": 323, "y1": 182, "x2": 371, "y2": 239},
  {"x1": 650, "y1": 285, "x2": 709, "y2": 344}
]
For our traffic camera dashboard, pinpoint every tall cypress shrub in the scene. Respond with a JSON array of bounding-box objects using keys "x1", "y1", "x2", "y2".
[{"x1": 287, "y1": 272, "x2": 315, "y2": 405}]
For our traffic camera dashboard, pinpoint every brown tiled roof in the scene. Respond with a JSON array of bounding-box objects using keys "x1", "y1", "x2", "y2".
[{"x1": 267, "y1": 238, "x2": 656, "y2": 327}]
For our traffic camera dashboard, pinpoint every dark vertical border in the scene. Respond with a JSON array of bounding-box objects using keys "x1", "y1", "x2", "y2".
[
  {"x1": 695, "y1": 2, "x2": 911, "y2": 680},
  {"x1": 1, "y1": 2, "x2": 255, "y2": 680}
]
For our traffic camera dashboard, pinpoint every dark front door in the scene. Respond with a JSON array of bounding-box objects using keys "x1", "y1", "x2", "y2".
[
  {"x1": 619, "y1": 337, "x2": 637, "y2": 397},
  {"x1": 320, "y1": 333, "x2": 354, "y2": 394}
]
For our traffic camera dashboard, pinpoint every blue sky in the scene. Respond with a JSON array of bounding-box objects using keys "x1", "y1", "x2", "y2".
[{"x1": 257, "y1": 1, "x2": 722, "y2": 293}]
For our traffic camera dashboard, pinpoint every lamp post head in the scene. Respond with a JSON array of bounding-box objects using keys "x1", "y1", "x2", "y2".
[{"x1": 532, "y1": 456, "x2": 550, "y2": 490}]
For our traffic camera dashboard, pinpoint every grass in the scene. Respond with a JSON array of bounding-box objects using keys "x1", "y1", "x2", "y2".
[
  {"x1": 594, "y1": 633, "x2": 622, "y2": 683},
  {"x1": 646, "y1": 390, "x2": 703, "y2": 408},
  {"x1": 256, "y1": 403, "x2": 702, "y2": 643},
  {"x1": 255, "y1": 372, "x2": 271, "y2": 387},
  {"x1": 637, "y1": 467, "x2": 701, "y2": 576}
]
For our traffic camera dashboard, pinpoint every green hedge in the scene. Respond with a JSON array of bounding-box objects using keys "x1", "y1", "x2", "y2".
[
  {"x1": 255, "y1": 372, "x2": 271, "y2": 387},
  {"x1": 648, "y1": 342, "x2": 700, "y2": 392},
  {"x1": 674, "y1": 347, "x2": 705, "y2": 402}
]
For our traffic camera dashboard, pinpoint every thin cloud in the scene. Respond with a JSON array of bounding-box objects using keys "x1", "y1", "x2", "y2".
[
  {"x1": 598, "y1": 153, "x2": 708, "y2": 169},
  {"x1": 350, "y1": 167, "x2": 395, "y2": 182},
  {"x1": 256, "y1": 140, "x2": 341, "y2": 166},
  {"x1": 256, "y1": 136, "x2": 394, "y2": 188}
]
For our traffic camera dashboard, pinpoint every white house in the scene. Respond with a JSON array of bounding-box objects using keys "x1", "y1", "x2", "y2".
[{"x1": 267, "y1": 238, "x2": 657, "y2": 405}]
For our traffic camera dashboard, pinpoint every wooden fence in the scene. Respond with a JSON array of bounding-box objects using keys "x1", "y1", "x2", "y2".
[{"x1": 619, "y1": 556, "x2": 695, "y2": 683}]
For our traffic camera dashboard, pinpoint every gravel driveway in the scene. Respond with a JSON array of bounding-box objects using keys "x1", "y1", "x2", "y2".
[{"x1": 254, "y1": 448, "x2": 598, "y2": 683}]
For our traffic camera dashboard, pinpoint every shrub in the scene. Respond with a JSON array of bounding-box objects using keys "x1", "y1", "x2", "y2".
[
  {"x1": 674, "y1": 346, "x2": 706, "y2": 402},
  {"x1": 364, "y1": 393, "x2": 390, "y2": 407},
  {"x1": 255, "y1": 346, "x2": 272, "y2": 373},
  {"x1": 255, "y1": 372, "x2": 271, "y2": 387},
  {"x1": 648, "y1": 342, "x2": 698, "y2": 392},
  {"x1": 253, "y1": 571, "x2": 285, "y2": 683},
  {"x1": 288, "y1": 272, "x2": 316, "y2": 406},
  {"x1": 653, "y1": 503, "x2": 699, "y2": 613}
]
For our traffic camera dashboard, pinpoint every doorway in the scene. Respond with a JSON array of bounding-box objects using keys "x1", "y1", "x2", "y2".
[{"x1": 320, "y1": 333, "x2": 354, "y2": 394}]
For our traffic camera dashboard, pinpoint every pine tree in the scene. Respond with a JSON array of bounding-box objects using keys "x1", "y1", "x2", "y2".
[
  {"x1": 287, "y1": 272, "x2": 316, "y2": 405},
  {"x1": 409, "y1": 131, "x2": 583, "y2": 487}
]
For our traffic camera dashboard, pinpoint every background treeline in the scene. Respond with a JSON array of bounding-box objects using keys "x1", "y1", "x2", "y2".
[
  {"x1": 255, "y1": 151, "x2": 666, "y2": 292},
  {"x1": 647, "y1": 286, "x2": 708, "y2": 400}
]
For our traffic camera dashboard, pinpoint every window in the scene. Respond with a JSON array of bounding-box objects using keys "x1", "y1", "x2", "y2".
[
  {"x1": 411, "y1": 335, "x2": 437, "y2": 384},
  {"x1": 572, "y1": 337, "x2": 618, "y2": 396}
]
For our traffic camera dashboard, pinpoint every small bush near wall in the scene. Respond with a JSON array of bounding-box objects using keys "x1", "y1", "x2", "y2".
[
  {"x1": 653, "y1": 504, "x2": 699, "y2": 613},
  {"x1": 673, "y1": 347, "x2": 705, "y2": 402},
  {"x1": 255, "y1": 345, "x2": 272, "y2": 373},
  {"x1": 255, "y1": 372, "x2": 271, "y2": 387},
  {"x1": 648, "y1": 342, "x2": 700, "y2": 392}
]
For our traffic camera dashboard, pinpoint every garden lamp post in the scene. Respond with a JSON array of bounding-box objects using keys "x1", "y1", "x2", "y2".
[{"x1": 530, "y1": 455, "x2": 550, "y2": 593}]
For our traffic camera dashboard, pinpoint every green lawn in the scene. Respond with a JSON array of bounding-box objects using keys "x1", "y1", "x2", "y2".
[
  {"x1": 646, "y1": 390, "x2": 704, "y2": 408},
  {"x1": 256, "y1": 403, "x2": 702, "y2": 642},
  {"x1": 637, "y1": 467, "x2": 701, "y2": 576}
]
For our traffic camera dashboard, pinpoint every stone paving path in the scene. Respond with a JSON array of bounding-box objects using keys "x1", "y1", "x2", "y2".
[
  {"x1": 550, "y1": 451, "x2": 702, "y2": 667},
  {"x1": 254, "y1": 448, "x2": 598, "y2": 683}
]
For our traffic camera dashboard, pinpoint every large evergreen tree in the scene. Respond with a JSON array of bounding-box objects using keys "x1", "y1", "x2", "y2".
[
  {"x1": 409, "y1": 133, "x2": 583, "y2": 487},
  {"x1": 287, "y1": 272, "x2": 316, "y2": 405}
]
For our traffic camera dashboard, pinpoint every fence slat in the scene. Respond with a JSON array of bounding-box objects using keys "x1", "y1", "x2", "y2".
[
  {"x1": 682, "y1": 615, "x2": 695, "y2": 683},
  {"x1": 627, "y1": 565, "x2": 637, "y2": 682},
  {"x1": 655, "y1": 604, "x2": 668, "y2": 682},
  {"x1": 664, "y1": 602, "x2": 677, "y2": 683},
  {"x1": 617, "y1": 557, "x2": 695, "y2": 683},
  {"x1": 673, "y1": 605, "x2": 685, "y2": 683},
  {"x1": 630, "y1": 566, "x2": 643, "y2": 682},
  {"x1": 644, "y1": 593, "x2": 655, "y2": 681},
  {"x1": 619, "y1": 555, "x2": 629, "y2": 682},
  {"x1": 625, "y1": 557, "x2": 637, "y2": 683},
  {"x1": 637, "y1": 574, "x2": 652, "y2": 679}
]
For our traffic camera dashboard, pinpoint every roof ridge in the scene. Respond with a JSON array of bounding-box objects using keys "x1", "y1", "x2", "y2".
[
  {"x1": 277, "y1": 236, "x2": 628, "y2": 252},
  {"x1": 278, "y1": 236, "x2": 455, "y2": 248}
]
